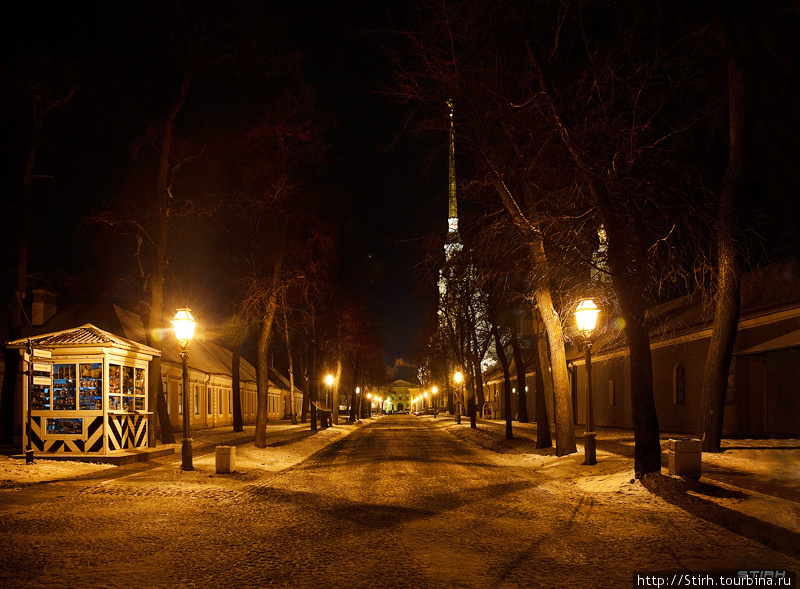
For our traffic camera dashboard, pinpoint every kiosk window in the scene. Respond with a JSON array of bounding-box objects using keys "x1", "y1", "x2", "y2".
[
  {"x1": 31, "y1": 383, "x2": 51, "y2": 410},
  {"x1": 109, "y1": 364, "x2": 122, "y2": 410},
  {"x1": 134, "y1": 367, "x2": 145, "y2": 410},
  {"x1": 47, "y1": 417, "x2": 82, "y2": 435},
  {"x1": 122, "y1": 366, "x2": 134, "y2": 410},
  {"x1": 79, "y1": 363, "x2": 103, "y2": 410},
  {"x1": 53, "y1": 364, "x2": 77, "y2": 410}
]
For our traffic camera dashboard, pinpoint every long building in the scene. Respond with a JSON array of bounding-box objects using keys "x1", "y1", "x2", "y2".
[{"x1": 483, "y1": 262, "x2": 800, "y2": 437}]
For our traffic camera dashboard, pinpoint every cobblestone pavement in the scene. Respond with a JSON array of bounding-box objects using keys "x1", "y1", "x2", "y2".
[{"x1": 0, "y1": 416, "x2": 798, "y2": 589}]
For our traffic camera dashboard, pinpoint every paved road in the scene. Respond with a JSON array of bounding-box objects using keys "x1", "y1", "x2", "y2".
[{"x1": 1, "y1": 416, "x2": 797, "y2": 588}]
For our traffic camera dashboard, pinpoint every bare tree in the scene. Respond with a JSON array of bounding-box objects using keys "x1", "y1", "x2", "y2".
[
  {"x1": 390, "y1": 1, "x2": 719, "y2": 474},
  {"x1": 1, "y1": 58, "x2": 76, "y2": 443},
  {"x1": 697, "y1": 10, "x2": 747, "y2": 453}
]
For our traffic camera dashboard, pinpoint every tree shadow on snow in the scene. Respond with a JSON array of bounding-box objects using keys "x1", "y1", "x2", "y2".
[{"x1": 641, "y1": 473, "x2": 800, "y2": 560}]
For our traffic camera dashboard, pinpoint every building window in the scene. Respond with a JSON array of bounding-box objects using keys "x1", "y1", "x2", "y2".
[
  {"x1": 229, "y1": 389, "x2": 232, "y2": 414},
  {"x1": 177, "y1": 383, "x2": 182, "y2": 415},
  {"x1": 219, "y1": 388, "x2": 223, "y2": 415},
  {"x1": 673, "y1": 364, "x2": 686, "y2": 405},
  {"x1": 207, "y1": 387, "x2": 213, "y2": 415},
  {"x1": 608, "y1": 380, "x2": 616, "y2": 407},
  {"x1": 194, "y1": 385, "x2": 200, "y2": 415},
  {"x1": 725, "y1": 361, "x2": 736, "y2": 404}
]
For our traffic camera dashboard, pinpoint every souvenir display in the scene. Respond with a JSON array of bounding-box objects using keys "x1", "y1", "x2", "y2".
[
  {"x1": 46, "y1": 417, "x2": 82, "y2": 435},
  {"x1": 134, "y1": 367, "x2": 146, "y2": 410},
  {"x1": 53, "y1": 364, "x2": 77, "y2": 410},
  {"x1": 30, "y1": 384, "x2": 51, "y2": 410},
  {"x1": 79, "y1": 363, "x2": 103, "y2": 410},
  {"x1": 122, "y1": 366, "x2": 134, "y2": 411},
  {"x1": 108, "y1": 364, "x2": 122, "y2": 410}
]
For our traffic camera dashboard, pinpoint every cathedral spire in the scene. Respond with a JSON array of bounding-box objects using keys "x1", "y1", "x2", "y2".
[
  {"x1": 447, "y1": 99, "x2": 457, "y2": 222},
  {"x1": 444, "y1": 100, "x2": 462, "y2": 261}
]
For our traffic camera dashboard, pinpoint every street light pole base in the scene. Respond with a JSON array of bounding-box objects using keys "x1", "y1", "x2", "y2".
[
  {"x1": 181, "y1": 437, "x2": 194, "y2": 471},
  {"x1": 25, "y1": 449, "x2": 34, "y2": 464},
  {"x1": 583, "y1": 431, "x2": 597, "y2": 465}
]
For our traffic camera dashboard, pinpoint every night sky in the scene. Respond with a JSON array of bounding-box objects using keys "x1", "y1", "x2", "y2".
[
  {"x1": 4, "y1": 2, "x2": 798, "y2": 371},
  {"x1": 1, "y1": 2, "x2": 446, "y2": 367}
]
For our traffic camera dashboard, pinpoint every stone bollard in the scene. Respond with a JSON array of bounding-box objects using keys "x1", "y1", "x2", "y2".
[
  {"x1": 668, "y1": 438, "x2": 701, "y2": 480},
  {"x1": 216, "y1": 445, "x2": 236, "y2": 474}
]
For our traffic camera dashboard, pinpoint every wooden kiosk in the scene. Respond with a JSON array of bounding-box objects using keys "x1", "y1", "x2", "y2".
[{"x1": 8, "y1": 324, "x2": 160, "y2": 456}]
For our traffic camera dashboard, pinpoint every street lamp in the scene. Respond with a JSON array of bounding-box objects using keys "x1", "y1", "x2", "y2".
[
  {"x1": 574, "y1": 298, "x2": 600, "y2": 466},
  {"x1": 171, "y1": 308, "x2": 196, "y2": 471},
  {"x1": 453, "y1": 371, "x2": 463, "y2": 424}
]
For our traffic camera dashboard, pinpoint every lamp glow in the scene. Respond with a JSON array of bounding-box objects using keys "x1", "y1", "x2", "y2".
[
  {"x1": 574, "y1": 299, "x2": 600, "y2": 336},
  {"x1": 326, "y1": 374, "x2": 334, "y2": 387},
  {"x1": 171, "y1": 309, "x2": 196, "y2": 347}
]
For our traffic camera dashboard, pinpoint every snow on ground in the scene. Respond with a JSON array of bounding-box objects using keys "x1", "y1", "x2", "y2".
[
  {"x1": 2, "y1": 414, "x2": 798, "y2": 540},
  {"x1": 0, "y1": 420, "x2": 366, "y2": 491},
  {"x1": 0, "y1": 457, "x2": 116, "y2": 487},
  {"x1": 437, "y1": 416, "x2": 800, "y2": 536}
]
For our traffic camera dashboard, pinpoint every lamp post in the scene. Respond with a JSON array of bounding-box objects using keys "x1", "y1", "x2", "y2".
[
  {"x1": 453, "y1": 371, "x2": 463, "y2": 424},
  {"x1": 431, "y1": 386, "x2": 438, "y2": 419},
  {"x1": 171, "y1": 308, "x2": 196, "y2": 471},
  {"x1": 574, "y1": 299, "x2": 600, "y2": 466}
]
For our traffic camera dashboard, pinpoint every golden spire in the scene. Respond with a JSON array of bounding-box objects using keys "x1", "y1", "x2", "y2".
[{"x1": 447, "y1": 99, "x2": 457, "y2": 222}]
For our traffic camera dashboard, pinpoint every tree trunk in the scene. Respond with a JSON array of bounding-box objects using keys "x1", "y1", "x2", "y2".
[
  {"x1": 492, "y1": 324, "x2": 513, "y2": 439},
  {"x1": 255, "y1": 305, "x2": 277, "y2": 447},
  {"x1": 552, "y1": 102, "x2": 661, "y2": 474},
  {"x1": 147, "y1": 72, "x2": 192, "y2": 447},
  {"x1": 300, "y1": 339, "x2": 309, "y2": 424},
  {"x1": 491, "y1": 177, "x2": 575, "y2": 455},
  {"x1": 534, "y1": 282, "x2": 576, "y2": 456},
  {"x1": 332, "y1": 354, "x2": 342, "y2": 425},
  {"x1": 474, "y1": 358, "x2": 485, "y2": 423},
  {"x1": 349, "y1": 359, "x2": 360, "y2": 422},
  {"x1": 467, "y1": 369, "x2": 476, "y2": 428},
  {"x1": 533, "y1": 327, "x2": 553, "y2": 449},
  {"x1": 510, "y1": 330, "x2": 529, "y2": 422},
  {"x1": 590, "y1": 178, "x2": 662, "y2": 476},
  {"x1": 155, "y1": 377, "x2": 175, "y2": 443},
  {"x1": 622, "y1": 294, "x2": 662, "y2": 477},
  {"x1": 698, "y1": 15, "x2": 744, "y2": 453},
  {"x1": 445, "y1": 357, "x2": 454, "y2": 414},
  {"x1": 309, "y1": 336, "x2": 318, "y2": 431},
  {"x1": 231, "y1": 343, "x2": 243, "y2": 432},
  {"x1": 254, "y1": 249, "x2": 285, "y2": 448},
  {"x1": 283, "y1": 304, "x2": 298, "y2": 425}
]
